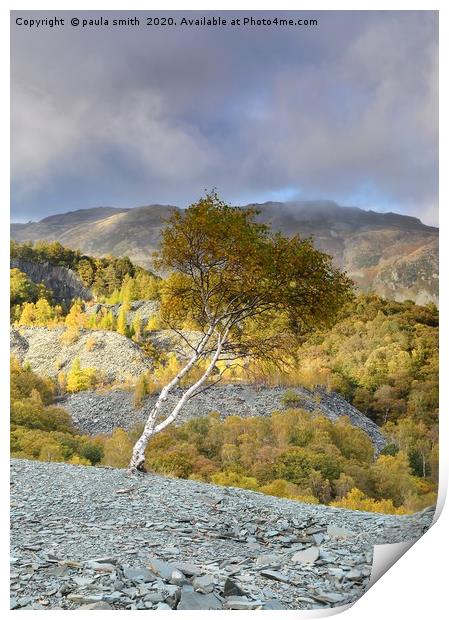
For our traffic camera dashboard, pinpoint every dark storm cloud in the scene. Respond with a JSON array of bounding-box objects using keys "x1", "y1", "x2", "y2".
[{"x1": 11, "y1": 10, "x2": 438, "y2": 224}]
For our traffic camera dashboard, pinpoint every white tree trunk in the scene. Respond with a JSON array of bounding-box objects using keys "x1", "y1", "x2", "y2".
[
  {"x1": 128, "y1": 324, "x2": 219, "y2": 471},
  {"x1": 153, "y1": 335, "x2": 225, "y2": 435}
]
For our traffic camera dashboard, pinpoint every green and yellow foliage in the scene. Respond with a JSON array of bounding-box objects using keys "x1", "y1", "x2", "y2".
[
  {"x1": 116, "y1": 302, "x2": 130, "y2": 337},
  {"x1": 105, "y1": 272, "x2": 160, "y2": 304},
  {"x1": 330, "y1": 488, "x2": 407, "y2": 514},
  {"x1": 10, "y1": 268, "x2": 52, "y2": 307},
  {"x1": 128, "y1": 408, "x2": 437, "y2": 514},
  {"x1": 66, "y1": 358, "x2": 97, "y2": 392},
  {"x1": 145, "y1": 315, "x2": 163, "y2": 331},
  {"x1": 131, "y1": 311, "x2": 144, "y2": 343},
  {"x1": 65, "y1": 300, "x2": 89, "y2": 330},
  {"x1": 17, "y1": 299, "x2": 63, "y2": 327},
  {"x1": 211, "y1": 471, "x2": 260, "y2": 491},
  {"x1": 96, "y1": 309, "x2": 116, "y2": 331},
  {"x1": 101, "y1": 429, "x2": 133, "y2": 468},
  {"x1": 84, "y1": 336, "x2": 97, "y2": 352},
  {"x1": 133, "y1": 373, "x2": 150, "y2": 408},
  {"x1": 11, "y1": 359, "x2": 104, "y2": 466},
  {"x1": 11, "y1": 240, "x2": 160, "y2": 299},
  {"x1": 233, "y1": 295, "x2": 438, "y2": 427}
]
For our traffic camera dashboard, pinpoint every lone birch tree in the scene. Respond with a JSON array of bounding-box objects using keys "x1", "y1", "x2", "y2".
[{"x1": 128, "y1": 192, "x2": 353, "y2": 472}]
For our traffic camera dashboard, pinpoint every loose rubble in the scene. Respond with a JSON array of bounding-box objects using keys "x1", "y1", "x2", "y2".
[
  {"x1": 10, "y1": 459, "x2": 434, "y2": 610},
  {"x1": 60, "y1": 383, "x2": 386, "y2": 452},
  {"x1": 10, "y1": 327, "x2": 150, "y2": 382}
]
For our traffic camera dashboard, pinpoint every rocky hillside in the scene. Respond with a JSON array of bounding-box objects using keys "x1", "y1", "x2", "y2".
[
  {"x1": 10, "y1": 459, "x2": 434, "y2": 610},
  {"x1": 60, "y1": 384, "x2": 386, "y2": 453},
  {"x1": 11, "y1": 201, "x2": 438, "y2": 304},
  {"x1": 10, "y1": 323, "x2": 386, "y2": 451},
  {"x1": 10, "y1": 258, "x2": 92, "y2": 308},
  {"x1": 10, "y1": 327, "x2": 150, "y2": 383},
  {"x1": 85, "y1": 300, "x2": 159, "y2": 327}
]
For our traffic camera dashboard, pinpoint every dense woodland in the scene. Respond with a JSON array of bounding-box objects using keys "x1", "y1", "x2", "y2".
[{"x1": 10, "y1": 239, "x2": 439, "y2": 514}]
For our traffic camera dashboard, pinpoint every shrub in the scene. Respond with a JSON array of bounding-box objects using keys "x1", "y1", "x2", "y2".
[
  {"x1": 330, "y1": 488, "x2": 407, "y2": 515},
  {"x1": 11, "y1": 400, "x2": 73, "y2": 433},
  {"x1": 60, "y1": 327, "x2": 80, "y2": 345},
  {"x1": 101, "y1": 429, "x2": 133, "y2": 468},
  {"x1": 84, "y1": 336, "x2": 97, "y2": 352},
  {"x1": 147, "y1": 443, "x2": 199, "y2": 478},
  {"x1": 66, "y1": 358, "x2": 97, "y2": 392},
  {"x1": 280, "y1": 389, "x2": 302, "y2": 408},
  {"x1": 211, "y1": 471, "x2": 260, "y2": 491},
  {"x1": 260, "y1": 478, "x2": 302, "y2": 498}
]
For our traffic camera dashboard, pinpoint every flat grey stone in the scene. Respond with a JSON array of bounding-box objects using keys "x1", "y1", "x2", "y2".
[
  {"x1": 346, "y1": 569, "x2": 363, "y2": 581},
  {"x1": 260, "y1": 570, "x2": 290, "y2": 583},
  {"x1": 173, "y1": 562, "x2": 202, "y2": 576},
  {"x1": 291, "y1": 546, "x2": 320, "y2": 564},
  {"x1": 327, "y1": 524, "x2": 354, "y2": 539},
  {"x1": 225, "y1": 596, "x2": 263, "y2": 610},
  {"x1": 67, "y1": 594, "x2": 104, "y2": 604},
  {"x1": 193, "y1": 574, "x2": 215, "y2": 593},
  {"x1": 177, "y1": 588, "x2": 222, "y2": 610},
  {"x1": 103, "y1": 592, "x2": 124, "y2": 603},
  {"x1": 223, "y1": 578, "x2": 246, "y2": 597},
  {"x1": 255, "y1": 553, "x2": 282, "y2": 569},
  {"x1": 78, "y1": 602, "x2": 113, "y2": 610},
  {"x1": 123, "y1": 566, "x2": 156, "y2": 583},
  {"x1": 263, "y1": 599, "x2": 288, "y2": 610},
  {"x1": 312, "y1": 592, "x2": 346, "y2": 604},
  {"x1": 144, "y1": 592, "x2": 165, "y2": 604},
  {"x1": 156, "y1": 602, "x2": 172, "y2": 610},
  {"x1": 170, "y1": 569, "x2": 188, "y2": 585},
  {"x1": 85, "y1": 561, "x2": 116, "y2": 573},
  {"x1": 147, "y1": 557, "x2": 177, "y2": 581}
]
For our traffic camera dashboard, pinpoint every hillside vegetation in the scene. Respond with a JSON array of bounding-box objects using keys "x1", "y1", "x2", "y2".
[
  {"x1": 9, "y1": 239, "x2": 438, "y2": 514},
  {"x1": 10, "y1": 360, "x2": 437, "y2": 514}
]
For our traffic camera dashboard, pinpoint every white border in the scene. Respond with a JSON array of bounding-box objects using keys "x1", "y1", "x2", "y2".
[{"x1": 2, "y1": 2, "x2": 446, "y2": 619}]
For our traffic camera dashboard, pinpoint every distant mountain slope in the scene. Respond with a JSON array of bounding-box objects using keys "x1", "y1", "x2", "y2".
[{"x1": 11, "y1": 201, "x2": 438, "y2": 303}]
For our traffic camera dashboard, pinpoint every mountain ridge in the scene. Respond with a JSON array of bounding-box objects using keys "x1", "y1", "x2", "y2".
[{"x1": 11, "y1": 201, "x2": 438, "y2": 304}]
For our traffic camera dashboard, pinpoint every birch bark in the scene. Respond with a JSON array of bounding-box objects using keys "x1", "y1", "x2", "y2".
[{"x1": 128, "y1": 324, "x2": 216, "y2": 471}]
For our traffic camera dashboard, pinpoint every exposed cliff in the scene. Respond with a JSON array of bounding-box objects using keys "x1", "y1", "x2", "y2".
[{"x1": 10, "y1": 258, "x2": 93, "y2": 308}]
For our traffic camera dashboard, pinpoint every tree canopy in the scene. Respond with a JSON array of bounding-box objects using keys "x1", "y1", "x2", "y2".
[
  {"x1": 129, "y1": 192, "x2": 353, "y2": 470},
  {"x1": 158, "y1": 192, "x2": 354, "y2": 364}
]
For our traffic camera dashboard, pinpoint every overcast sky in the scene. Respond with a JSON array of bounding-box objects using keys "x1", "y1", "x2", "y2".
[{"x1": 11, "y1": 10, "x2": 438, "y2": 224}]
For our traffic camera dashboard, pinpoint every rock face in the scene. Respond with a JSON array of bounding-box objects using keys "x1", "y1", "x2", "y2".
[
  {"x1": 10, "y1": 326, "x2": 150, "y2": 382},
  {"x1": 11, "y1": 201, "x2": 439, "y2": 304},
  {"x1": 60, "y1": 383, "x2": 386, "y2": 452},
  {"x1": 10, "y1": 258, "x2": 93, "y2": 308},
  {"x1": 10, "y1": 459, "x2": 434, "y2": 610}
]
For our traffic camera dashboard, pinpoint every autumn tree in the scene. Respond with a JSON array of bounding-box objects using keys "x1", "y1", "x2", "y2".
[
  {"x1": 66, "y1": 358, "x2": 97, "y2": 392},
  {"x1": 128, "y1": 192, "x2": 353, "y2": 471},
  {"x1": 10, "y1": 268, "x2": 37, "y2": 307}
]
